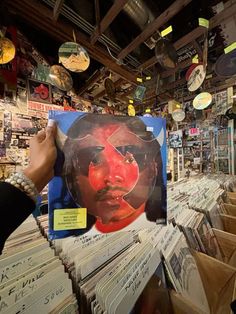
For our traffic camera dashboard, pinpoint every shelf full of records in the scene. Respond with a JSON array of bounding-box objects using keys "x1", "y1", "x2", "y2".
[{"x1": 1, "y1": 174, "x2": 236, "y2": 314}]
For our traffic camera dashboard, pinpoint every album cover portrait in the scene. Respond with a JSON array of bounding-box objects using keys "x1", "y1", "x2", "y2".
[{"x1": 48, "y1": 111, "x2": 167, "y2": 239}]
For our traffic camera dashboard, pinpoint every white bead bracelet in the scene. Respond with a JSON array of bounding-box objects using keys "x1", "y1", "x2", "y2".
[{"x1": 5, "y1": 172, "x2": 39, "y2": 203}]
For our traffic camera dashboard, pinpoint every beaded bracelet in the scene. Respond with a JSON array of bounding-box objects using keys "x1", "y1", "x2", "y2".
[{"x1": 5, "y1": 172, "x2": 38, "y2": 203}]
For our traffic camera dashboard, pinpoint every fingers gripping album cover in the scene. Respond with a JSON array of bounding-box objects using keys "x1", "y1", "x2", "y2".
[{"x1": 48, "y1": 111, "x2": 167, "y2": 239}]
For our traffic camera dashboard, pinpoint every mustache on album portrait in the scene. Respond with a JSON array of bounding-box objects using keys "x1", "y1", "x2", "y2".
[{"x1": 95, "y1": 185, "x2": 129, "y2": 201}]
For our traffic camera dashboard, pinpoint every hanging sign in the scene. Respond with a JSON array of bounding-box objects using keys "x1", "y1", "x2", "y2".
[
  {"x1": 172, "y1": 109, "x2": 185, "y2": 122},
  {"x1": 193, "y1": 92, "x2": 212, "y2": 110}
]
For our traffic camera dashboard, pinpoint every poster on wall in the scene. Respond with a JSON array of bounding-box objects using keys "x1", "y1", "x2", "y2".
[
  {"x1": 27, "y1": 79, "x2": 52, "y2": 103},
  {"x1": 48, "y1": 112, "x2": 167, "y2": 239},
  {"x1": 169, "y1": 130, "x2": 183, "y2": 148}
]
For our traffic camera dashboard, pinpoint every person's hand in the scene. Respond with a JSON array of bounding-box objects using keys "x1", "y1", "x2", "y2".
[{"x1": 23, "y1": 120, "x2": 57, "y2": 192}]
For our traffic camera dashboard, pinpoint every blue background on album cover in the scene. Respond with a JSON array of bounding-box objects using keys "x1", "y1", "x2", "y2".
[{"x1": 48, "y1": 111, "x2": 167, "y2": 239}]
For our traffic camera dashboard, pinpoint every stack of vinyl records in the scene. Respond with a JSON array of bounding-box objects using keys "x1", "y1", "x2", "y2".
[{"x1": 0, "y1": 216, "x2": 77, "y2": 314}]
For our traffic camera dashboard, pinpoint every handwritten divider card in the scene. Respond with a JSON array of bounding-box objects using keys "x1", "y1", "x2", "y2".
[
  {"x1": 109, "y1": 248, "x2": 161, "y2": 314},
  {"x1": 0, "y1": 241, "x2": 49, "y2": 269},
  {"x1": 6, "y1": 272, "x2": 72, "y2": 314},
  {"x1": 0, "y1": 264, "x2": 64, "y2": 312},
  {"x1": 0, "y1": 248, "x2": 55, "y2": 286},
  {"x1": 79, "y1": 233, "x2": 133, "y2": 280}
]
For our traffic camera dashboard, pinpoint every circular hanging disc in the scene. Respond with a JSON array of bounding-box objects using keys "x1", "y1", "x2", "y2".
[
  {"x1": 187, "y1": 64, "x2": 206, "y2": 92},
  {"x1": 58, "y1": 42, "x2": 90, "y2": 72},
  {"x1": 215, "y1": 49, "x2": 236, "y2": 77},
  {"x1": 172, "y1": 109, "x2": 185, "y2": 122},
  {"x1": 0, "y1": 37, "x2": 15, "y2": 64},
  {"x1": 49, "y1": 65, "x2": 73, "y2": 91},
  {"x1": 193, "y1": 92, "x2": 212, "y2": 110},
  {"x1": 185, "y1": 63, "x2": 199, "y2": 81}
]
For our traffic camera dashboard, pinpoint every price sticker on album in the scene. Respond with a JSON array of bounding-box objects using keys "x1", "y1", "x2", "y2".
[{"x1": 54, "y1": 208, "x2": 87, "y2": 231}]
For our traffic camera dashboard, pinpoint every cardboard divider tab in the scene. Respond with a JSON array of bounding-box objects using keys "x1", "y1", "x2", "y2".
[
  {"x1": 220, "y1": 214, "x2": 236, "y2": 235},
  {"x1": 170, "y1": 251, "x2": 236, "y2": 313},
  {"x1": 223, "y1": 203, "x2": 236, "y2": 216},
  {"x1": 192, "y1": 251, "x2": 236, "y2": 314},
  {"x1": 213, "y1": 228, "x2": 236, "y2": 267},
  {"x1": 229, "y1": 197, "x2": 236, "y2": 206},
  {"x1": 227, "y1": 192, "x2": 236, "y2": 199},
  {"x1": 170, "y1": 290, "x2": 206, "y2": 314}
]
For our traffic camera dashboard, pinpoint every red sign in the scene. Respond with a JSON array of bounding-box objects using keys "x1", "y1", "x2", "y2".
[{"x1": 189, "y1": 128, "x2": 200, "y2": 136}]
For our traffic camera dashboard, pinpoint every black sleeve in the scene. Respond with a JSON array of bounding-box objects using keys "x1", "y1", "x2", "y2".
[{"x1": 0, "y1": 182, "x2": 36, "y2": 254}]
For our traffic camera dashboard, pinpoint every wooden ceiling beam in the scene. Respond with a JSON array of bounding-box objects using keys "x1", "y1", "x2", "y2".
[
  {"x1": 53, "y1": 0, "x2": 64, "y2": 21},
  {"x1": 77, "y1": 67, "x2": 107, "y2": 96},
  {"x1": 118, "y1": 0, "x2": 192, "y2": 60},
  {"x1": 94, "y1": 0, "x2": 100, "y2": 28},
  {"x1": 7, "y1": 0, "x2": 137, "y2": 84},
  {"x1": 139, "y1": 27, "x2": 205, "y2": 71},
  {"x1": 139, "y1": 0, "x2": 236, "y2": 72},
  {"x1": 90, "y1": 0, "x2": 129, "y2": 45}
]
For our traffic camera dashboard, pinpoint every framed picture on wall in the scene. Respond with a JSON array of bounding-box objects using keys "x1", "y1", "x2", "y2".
[{"x1": 27, "y1": 79, "x2": 52, "y2": 103}]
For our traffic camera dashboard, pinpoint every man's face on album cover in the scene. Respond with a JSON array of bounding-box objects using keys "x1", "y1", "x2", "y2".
[{"x1": 72, "y1": 122, "x2": 157, "y2": 224}]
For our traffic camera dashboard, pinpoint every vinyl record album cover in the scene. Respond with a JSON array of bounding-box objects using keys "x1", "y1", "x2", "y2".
[{"x1": 48, "y1": 111, "x2": 167, "y2": 239}]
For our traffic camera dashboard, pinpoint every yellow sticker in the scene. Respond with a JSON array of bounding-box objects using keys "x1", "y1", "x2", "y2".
[
  {"x1": 224, "y1": 42, "x2": 236, "y2": 54},
  {"x1": 136, "y1": 77, "x2": 143, "y2": 83},
  {"x1": 192, "y1": 54, "x2": 199, "y2": 64},
  {"x1": 129, "y1": 99, "x2": 134, "y2": 104},
  {"x1": 145, "y1": 76, "x2": 151, "y2": 80},
  {"x1": 54, "y1": 208, "x2": 87, "y2": 231},
  {"x1": 198, "y1": 18, "x2": 209, "y2": 28},
  {"x1": 161, "y1": 25, "x2": 173, "y2": 37}
]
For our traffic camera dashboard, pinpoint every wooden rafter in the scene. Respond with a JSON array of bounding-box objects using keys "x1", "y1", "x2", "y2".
[
  {"x1": 139, "y1": 27, "x2": 205, "y2": 71},
  {"x1": 77, "y1": 67, "x2": 107, "y2": 96},
  {"x1": 53, "y1": 0, "x2": 64, "y2": 21},
  {"x1": 7, "y1": 0, "x2": 137, "y2": 84},
  {"x1": 139, "y1": 0, "x2": 236, "y2": 72},
  {"x1": 118, "y1": 0, "x2": 192, "y2": 60},
  {"x1": 90, "y1": 0, "x2": 129, "y2": 45},
  {"x1": 94, "y1": 0, "x2": 100, "y2": 33}
]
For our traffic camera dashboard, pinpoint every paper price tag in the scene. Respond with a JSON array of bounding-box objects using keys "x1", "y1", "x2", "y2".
[
  {"x1": 198, "y1": 18, "x2": 209, "y2": 28},
  {"x1": 54, "y1": 208, "x2": 87, "y2": 231},
  {"x1": 224, "y1": 42, "x2": 236, "y2": 54},
  {"x1": 161, "y1": 25, "x2": 173, "y2": 37}
]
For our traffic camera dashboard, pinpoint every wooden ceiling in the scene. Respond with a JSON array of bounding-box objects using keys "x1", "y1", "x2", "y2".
[{"x1": 4, "y1": 0, "x2": 236, "y2": 109}]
